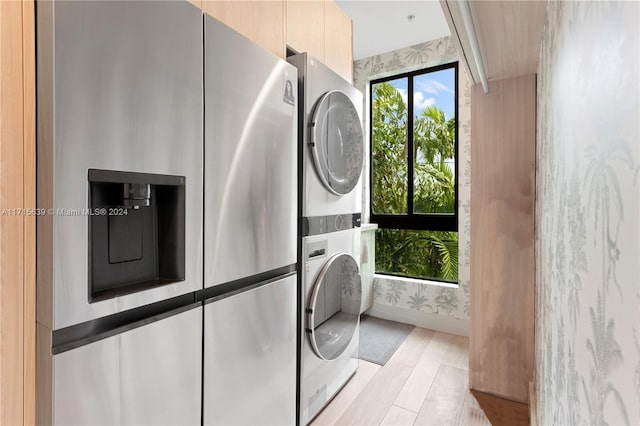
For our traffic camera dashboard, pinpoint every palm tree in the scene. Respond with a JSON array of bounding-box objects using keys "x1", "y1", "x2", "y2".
[
  {"x1": 581, "y1": 139, "x2": 633, "y2": 424},
  {"x1": 584, "y1": 138, "x2": 633, "y2": 296},
  {"x1": 414, "y1": 106, "x2": 455, "y2": 168},
  {"x1": 581, "y1": 290, "x2": 629, "y2": 425}
]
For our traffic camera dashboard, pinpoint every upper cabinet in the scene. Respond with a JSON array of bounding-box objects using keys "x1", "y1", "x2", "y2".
[
  {"x1": 285, "y1": 0, "x2": 353, "y2": 82},
  {"x1": 202, "y1": 1, "x2": 285, "y2": 59},
  {"x1": 286, "y1": 0, "x2": 324, "y2": 61},
  {"x1": 323, "y1": 0, "x2": 352, "y2": 82},
  {"x1": 197, "y1": 0, "x2": 354, "y2": 80}
]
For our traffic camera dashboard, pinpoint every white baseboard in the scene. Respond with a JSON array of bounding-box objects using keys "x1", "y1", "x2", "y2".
[{"x1": 365, "y1": 304, "x2": 469, "y2": 337}]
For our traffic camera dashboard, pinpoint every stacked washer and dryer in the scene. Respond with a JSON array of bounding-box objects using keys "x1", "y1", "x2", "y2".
[{"x1": 288, "y1": 53, "x2": 365, "y2": 425}]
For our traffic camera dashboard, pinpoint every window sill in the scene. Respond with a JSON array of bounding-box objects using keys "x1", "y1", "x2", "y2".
[
  {"x1": 373, "y1": 273, "x2": 458, "y2": 289},
  {"x1": 361, "y1": 223, "x2": 378, "y2": 232}
]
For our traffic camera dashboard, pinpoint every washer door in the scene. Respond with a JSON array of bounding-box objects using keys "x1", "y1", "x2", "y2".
[
  {"x1": 309, "y1": 90, "x2": 364, "y2": 195},
  {"x1": 308, "y1": 253, "x2": 362, "y2": 361}
]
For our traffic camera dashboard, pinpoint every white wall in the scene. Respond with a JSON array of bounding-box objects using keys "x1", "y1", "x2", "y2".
[
  {"x1": 536, "y1": 1, "x2": 640, "y2": 424},
  {"x1": 353, "y1": 37, "x2": 471, "y2": 335}
]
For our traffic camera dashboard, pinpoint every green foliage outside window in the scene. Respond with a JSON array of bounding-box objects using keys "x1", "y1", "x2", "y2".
[
  {"x1": 371, "y1": 81, "x2": 458, "y2": 282},
  {"x1": 375, "y1": 229, "x2": 458, "y2": 282}
]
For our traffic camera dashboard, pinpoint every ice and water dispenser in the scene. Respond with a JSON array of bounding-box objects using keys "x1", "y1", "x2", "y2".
[{"x1": 88, "y1": 169, "x2": 186, "y2": 302}]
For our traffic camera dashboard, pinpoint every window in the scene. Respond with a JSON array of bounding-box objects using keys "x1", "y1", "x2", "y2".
[{"x1": 370, "y1": 63, "x2": 458, "y2": 282}]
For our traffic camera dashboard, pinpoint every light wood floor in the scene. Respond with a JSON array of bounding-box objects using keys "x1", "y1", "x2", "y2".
[{"x1": 310, "y1": 328, "x2": 491, "y2": 426}]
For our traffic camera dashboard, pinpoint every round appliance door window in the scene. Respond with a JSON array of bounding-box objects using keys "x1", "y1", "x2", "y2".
[
  {"x1": 309, "y1": 90, "x2": 364, "y2": 195},
  {"x1": 308, "y1": 253, "x2": 362, "y2": 361}
]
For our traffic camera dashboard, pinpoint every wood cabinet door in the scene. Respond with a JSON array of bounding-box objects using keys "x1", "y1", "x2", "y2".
[
  {"x1": 285, "y1": 0, "x2": 324, "y2": 61},
  {"x1": 203, "y1": 1, "x2": 285, "y2": 58},
  {"x1": 470, "y1": 75, "x2": 536, "y2": 404},
  {"x1": 0, "y1": 1, "x2": 36, "y2": 424},
  {"x1": 324, "y1": 0, "x2": 352, "y2": 82}
]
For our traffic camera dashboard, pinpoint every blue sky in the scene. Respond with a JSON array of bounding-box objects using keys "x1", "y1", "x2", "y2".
[{"x1": 389, "y1": 68, "x2": 456, "y2": 120}]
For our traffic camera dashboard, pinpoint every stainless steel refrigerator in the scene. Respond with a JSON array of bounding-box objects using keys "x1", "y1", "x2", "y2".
[
  {"x1": 201, "y1": 16, "x2": 298, "y2": 425},
  {"x1": 36, "y1": 1, "x2": 203, "y2": 424}
]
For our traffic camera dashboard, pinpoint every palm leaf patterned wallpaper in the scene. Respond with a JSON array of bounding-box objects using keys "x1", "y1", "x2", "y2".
[
  {"x1": 353, "y1": 37, "x2": 471, "y2": 323},
  {"x1": 535, "y1": 1, "x2": 640, "y2": 424}
]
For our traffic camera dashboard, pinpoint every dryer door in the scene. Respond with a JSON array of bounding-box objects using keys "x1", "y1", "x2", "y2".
[
  {"x1": 309, "y1": 90, "x2": 364, "y2": 195},
  {"x1": 308, "y1": 253, "x2": 362, "y2": 361}
]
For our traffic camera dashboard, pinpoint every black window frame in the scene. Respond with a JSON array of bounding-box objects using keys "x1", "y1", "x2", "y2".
[{"x1": 369, "y1": 61, "x2": 459, "y2": 232}]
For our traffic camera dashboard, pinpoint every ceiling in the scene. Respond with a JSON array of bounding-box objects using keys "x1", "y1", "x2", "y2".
[{"x1": 335, "y1": 0, "x2": 451, "y2": 60}]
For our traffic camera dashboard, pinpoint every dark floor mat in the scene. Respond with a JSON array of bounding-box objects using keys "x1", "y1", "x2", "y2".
[{"x1": 358, "y1": 315, "x2": 415, "y2": 365}]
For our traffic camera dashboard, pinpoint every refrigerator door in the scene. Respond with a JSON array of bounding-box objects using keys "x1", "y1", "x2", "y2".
[
  {"x1": 204, "y1": 16, "x2": 297, "y2": 288},
  {"x1": 203, "y1": 274, "x2": 297, "y2": 425},
  {"x1": 36, "y1": 0, "x2": 203, "y2": 330},
  {"x1": 53, "y1": 306, "x2": 202, "y2": 425}
]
